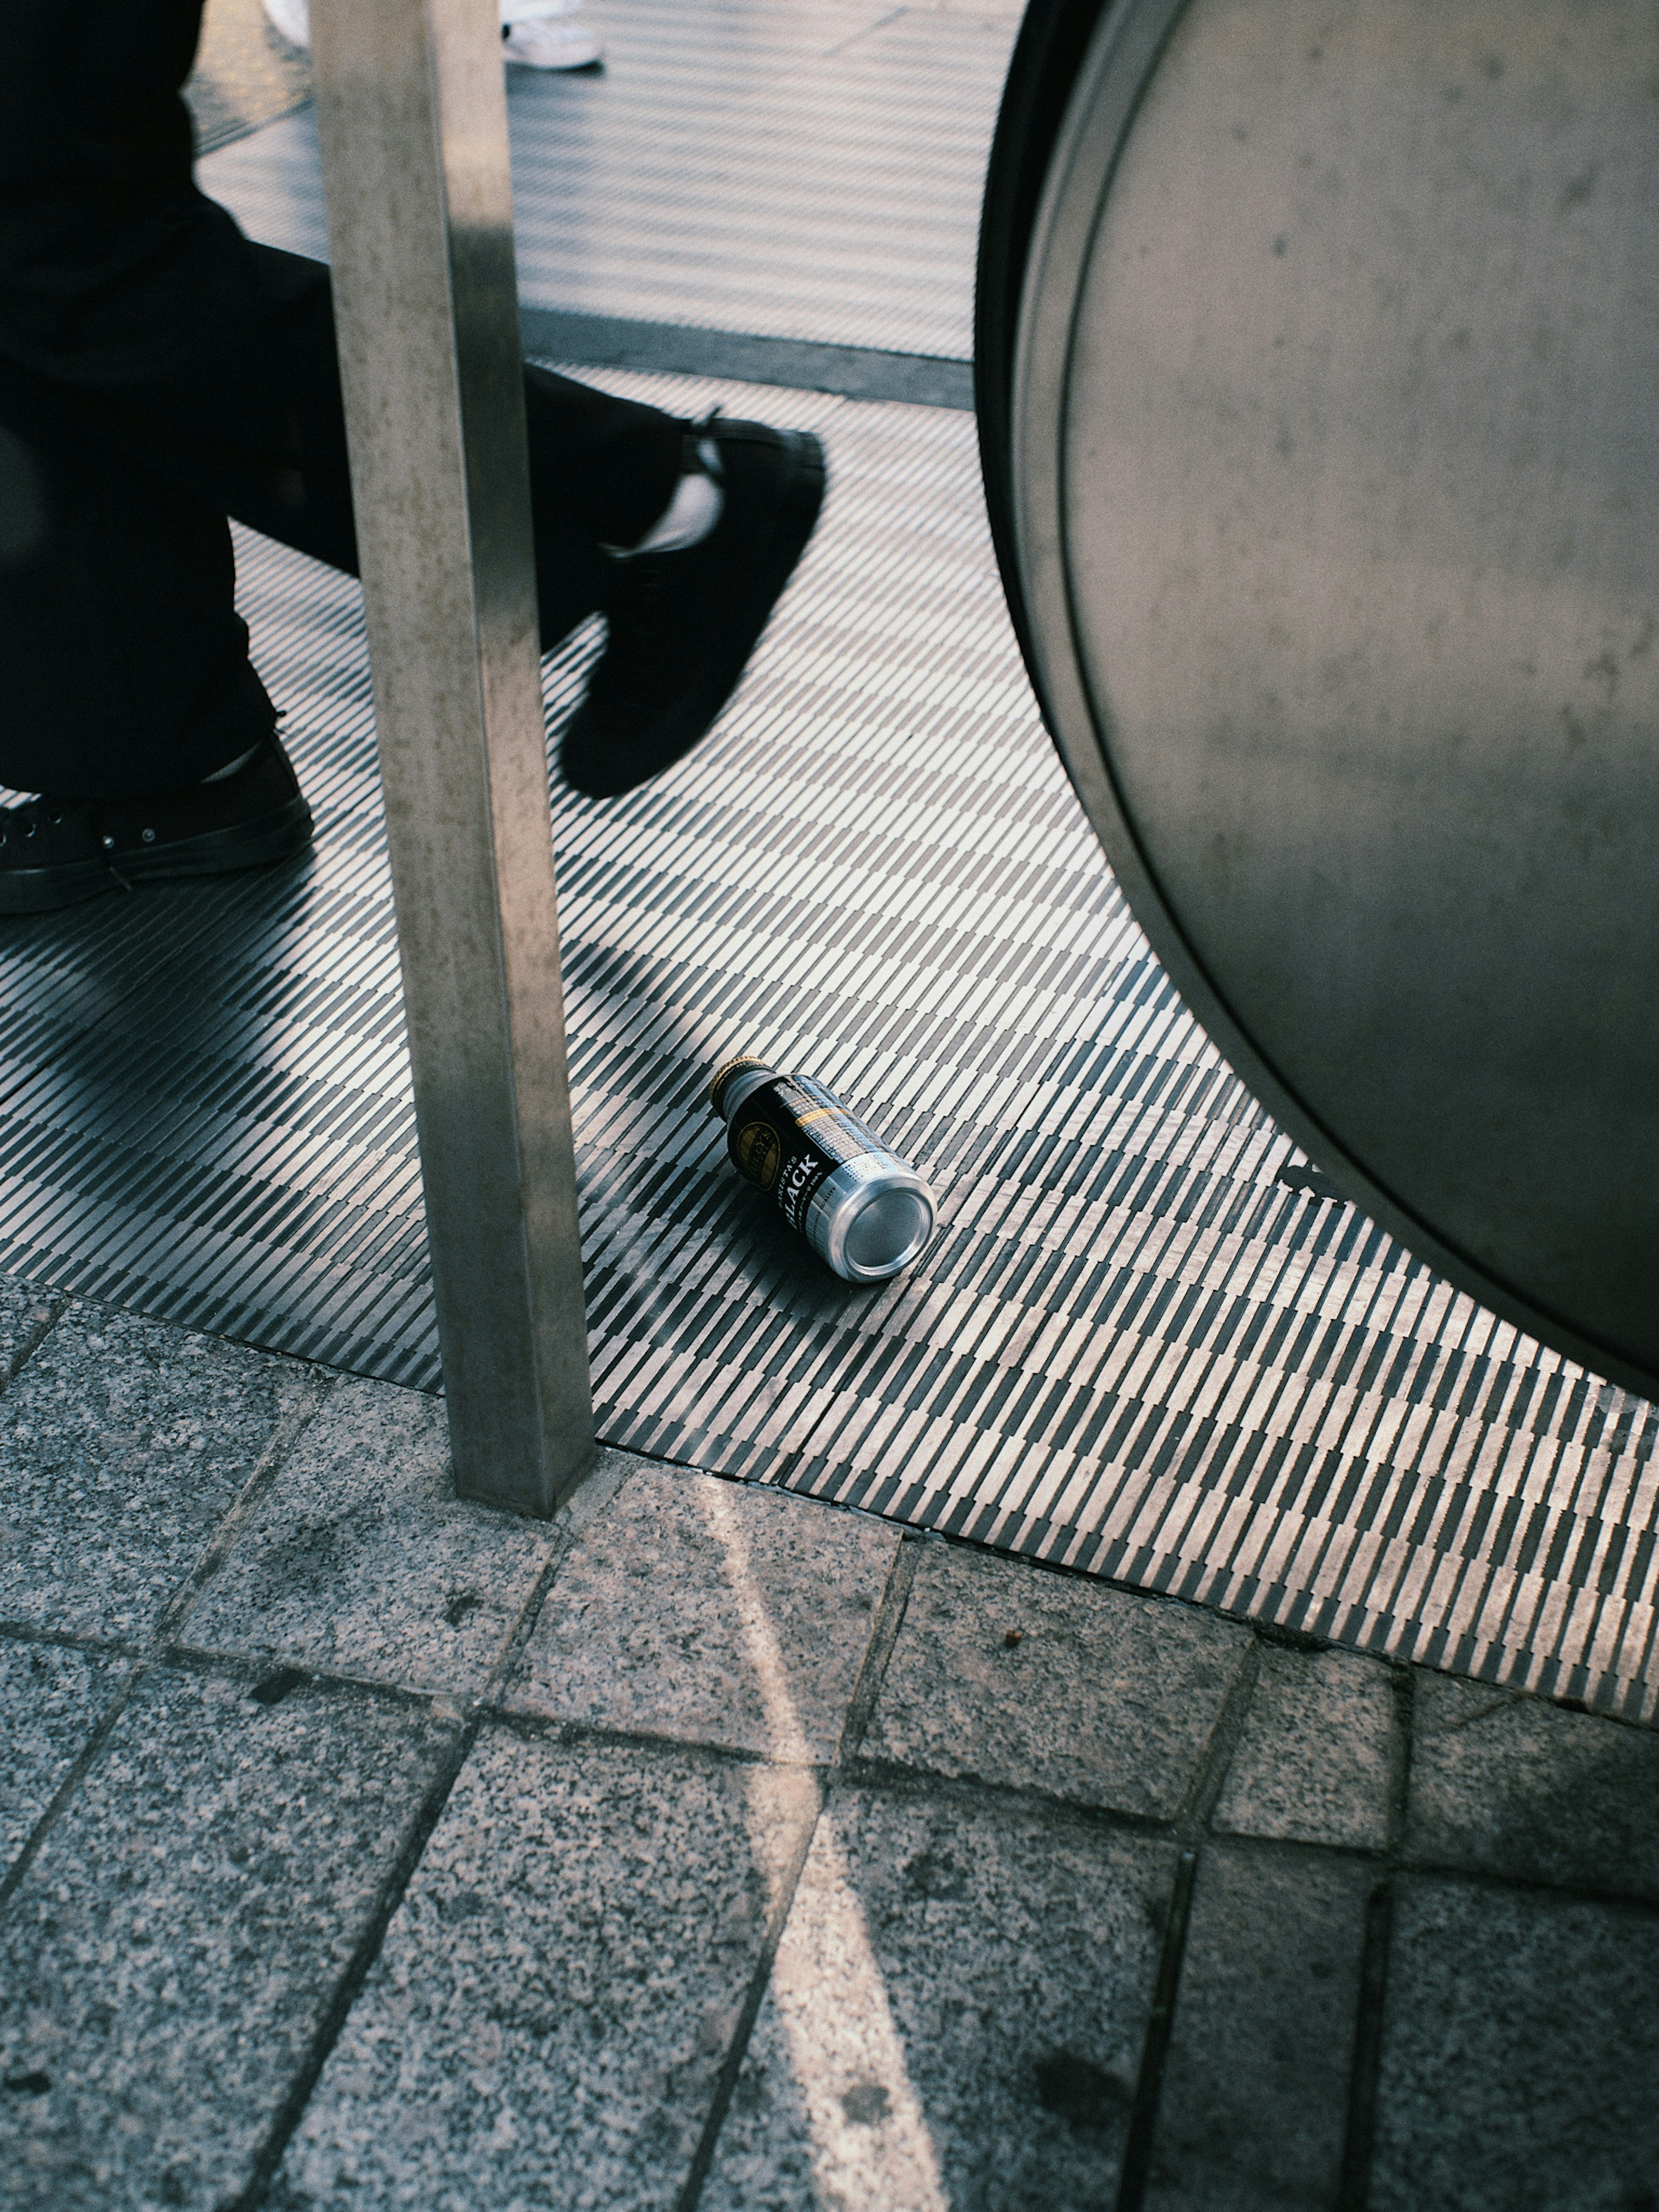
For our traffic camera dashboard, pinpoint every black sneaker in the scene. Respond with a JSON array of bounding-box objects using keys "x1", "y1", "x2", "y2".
[
  {"x1": 560, "y1": 416, "x2": 826, "y2": 799},
  {"x1": 0, "y1": 738, "x2": 314, "y2": 915}
]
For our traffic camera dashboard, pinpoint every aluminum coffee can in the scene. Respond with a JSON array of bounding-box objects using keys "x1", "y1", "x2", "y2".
[{"x1": 710, "y1": 1056, "x2": 935, "y2": 1283}]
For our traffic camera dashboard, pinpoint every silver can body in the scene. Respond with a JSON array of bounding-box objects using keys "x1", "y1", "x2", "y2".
[{"x1": 710, "y1": 1056, "x2": 936, "y2": 1284}]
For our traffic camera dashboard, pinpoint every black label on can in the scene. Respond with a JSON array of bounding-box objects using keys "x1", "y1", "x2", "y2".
[{"x1": 727, "y1": 1076, "x2": 884, "y2": 1233}]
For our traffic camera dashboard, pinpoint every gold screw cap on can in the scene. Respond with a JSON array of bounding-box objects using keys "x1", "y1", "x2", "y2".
[{"x1": 710, "y1": 1055, "x2": 935, "y2": 1283}]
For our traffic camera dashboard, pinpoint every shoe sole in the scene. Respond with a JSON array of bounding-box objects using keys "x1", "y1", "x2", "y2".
[
  {"x1": 0, "y1": 799, "x2": 314, "y2": 917},
  {"x1": 563, "y1": 428, "x2": 826, "y2": 798},
  {"x1": 505, "y1": 49, "x2": 604, "y2": 68}
]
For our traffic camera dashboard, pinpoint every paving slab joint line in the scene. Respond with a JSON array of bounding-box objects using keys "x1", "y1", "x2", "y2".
[
  {"x1": 535, "y1": 1716, "x2": 1502, "y2": 1866},
  {"x1": 1387, "y1": 1850, "x2": 1659, "y2": 1916},
  {"x1": 840, "y1": 1755, "x2": 1216, "y2": 1841},
  {"x1": 229, "y1": 1712, "x2": 480, "y2": 2212},
  {"x1": 1335, "y1": 1877, "x2": 1396, "y2": 2212},
  {"x1": 0, "y1": 1290, "x2": 65, "y2": 1396},
  {"x1": 1247, "y1": 1616, "x2": 1332, "y2": 1655},
  {"x1": 1112, "y1": 1846, "x2": 1201, "y2": 2212},
  {"x1": 0, "y1": 1365, "x2": 337, "y2": 1915},
  {"x1": 152, "y1": 1367, "x2": 340, "y2": 1647},
  {"x1": 155, "y1": 1643, "x2": 469, "y2": 1721},
  {"x1": 0, "y1": 1650, "x2": 146, "y2": 1916},
  {"x1": 1181, "y1": 1635, "x2": 1263, "y2": 1840},
  {"x1": 1101, "y1": 1640, "x2": 1264, "y2": 2208},
  {"x1": 835, "y1": 1529, "x2": 922, "y2": 1765},
  {"x1": 0, "y1": 1618, "x2": 147, "y2": 1660},
  {"x1": 490, "y1": 1708, "x2": 824, "y2": 1775},
  {"x1": 474, "y1": 1446, "x2": 636, "y2": 1717},
  {"x1": 655, "y1": 1499, "x2": 923, "y2": 2208},
  {"x1": 1385, "y1": 1663, "x2": 1416, "y2": 1858},
  {"x1": 674, "y1": 1774, "x2": 830, "y2": 2212},
  {"x1": 207, "y1": 1435, "x2": 649, "y2": 2208},
  {"x1": 1136, "y1": 1818, "x2": 1659, "y2": 1913},
  {"x1": 822, "y1": 4, "x2": 907, "y2": 56}
]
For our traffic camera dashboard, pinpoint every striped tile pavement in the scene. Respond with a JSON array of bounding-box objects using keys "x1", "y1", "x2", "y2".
[
  {"x1": 197, "y1": 0, "x2": 1019, "y2": 362},
  {"x1": 1, "y1": 367, "x2": 1655, "y2": 1724}
]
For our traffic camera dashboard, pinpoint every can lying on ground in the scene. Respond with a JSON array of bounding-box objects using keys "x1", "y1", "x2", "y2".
[{"x1": 710, "y1": 1057, "x2": 936, "y2": 1283}]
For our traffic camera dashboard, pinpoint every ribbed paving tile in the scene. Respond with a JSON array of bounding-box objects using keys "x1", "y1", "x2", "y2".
[
  {"x1": 196, "y1": 0, "x2": 1015, "y2": 359},
  {"x1": 1, "y1": 367, "x2": 1656, "y2": 1726}
]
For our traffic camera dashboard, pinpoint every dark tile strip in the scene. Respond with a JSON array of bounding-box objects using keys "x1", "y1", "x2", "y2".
[
  {"x1": 1113, "y1": 1847, "x2": 1201, "y2": 2212},
  {"x1": 1178, "y1": 1640, "x2": 1264, "y2": 1836},
  {"x1": 223, "y1": 1461, "x2": 629, "y2": 2206},
  {"x1": 227, "y1": 1712, "x2": 479, "y2": 2212},
  {"x1": 0, "y1": 1656, "x2": 144, "y2": 1919},
  {"x1": 0, "y1": 1370, "x2": 336, "y2": 1911},
  {"x1": 1335, "y1": 1879, "x2": 1396, "y2": 2212},
  {"x1": 678, "y1": 1524, "x2": 924, "y2": 2206},
  {"x1": 675, "y1": 1783, "x2": 828, "y2": 2212},
  {"x1": 836, "y1": 1531, "x2": 923, "y2": 1761},
  {"x1": 155, "y1": 1370, "x2": 338, "y2": 1644},
  {"x1": 1109, "y1": 1642, "x2": 1265, "y2": 2202},
  {"x1": 1385, "y1": 1665, "x2": 1416, "y2": 1857},
  {"x1": 1334, "y1": 1667, "x2": 1413, "y2": 2209},
  {"x1": 0, "y1": 1290, "x2": 62, "y2": 1393},
  {"x1": 519, "y1": 306, "x2": 974, "y2": 410}
]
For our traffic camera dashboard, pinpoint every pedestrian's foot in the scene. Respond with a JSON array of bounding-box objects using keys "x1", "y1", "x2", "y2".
[
  {"x1": 262, "y1": 0, "x2": 309, "y2": 48},
  {"x1": 502, "y1": 7, "x2": 604, "y2": 70},
  {"x1": 0, "y1": 739, "x2": 313, "y2": 916},
  {"x1": 560, "y1": 418, "x2": 826, "y2": 799},
  {"x1": 264, "y1": 0, "x2": 604, "y2": 71}
]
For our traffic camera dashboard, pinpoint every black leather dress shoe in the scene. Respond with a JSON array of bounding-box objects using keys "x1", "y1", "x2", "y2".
[
  {"x1": 0, "y1": 738, "x2": 314, "y2": 915},
  {"x1": 560, "y1": 416, "x2": 826, "y2": 799}
]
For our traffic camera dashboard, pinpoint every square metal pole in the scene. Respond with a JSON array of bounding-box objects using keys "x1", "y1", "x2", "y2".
[{"x1": 308, "y1": 0, "x2": 593, "y2": 1514}]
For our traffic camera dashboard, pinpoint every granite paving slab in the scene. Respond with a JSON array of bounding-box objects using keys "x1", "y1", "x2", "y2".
[
  {"x1": 702, "y1": 1784, "x2": 1175, "y2": 2212},
  {"x1": 0, "y1": 1308, "x2": 315, "y2": 1643},
  {"x1": 1146, "y1": 1841, "x2": 1373, "y2": 2212},
  {"x1": 863, "y1": 1540, "x2": 1250, "y2": 1816},
  {"x1": 186, "y1": 1377, "x2": 576, "y2": 1697},
  {"x1": 0, "y1": 1639, "x2": 127, "y2": 1875},
  {"x1": 507, "y1": 1465, "x2": 901, "y2": 1762},
  {"x1": 1, "y1": 1286, "x2": 1655, "y2": 2212},
  {"x1": 0, "y1": 1663, "x2": 454, "y2": 2212},
  {"x1": 1406, "y1": 1672, "x2": 1659, "y2": 1899},
  {"x1": 272, "y1": 1725, "x2": 820, "y2": 2212},
  {"x1": 1212, "y1": 1644, "x2": 1397, "y2": 1851},
  {"x1": 1370, "y1": 1875, "x2": 1659, "y2": 2212}
]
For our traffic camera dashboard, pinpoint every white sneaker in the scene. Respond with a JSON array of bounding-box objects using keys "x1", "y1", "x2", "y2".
[
  {"x1": 500, "y1": 13, "x2": 604, "y2": 69},
  {"x1": 262, "y1": 0, "x2": 310, "y2": 49},
  {"x1": 262, "y1": 0, "x2": 604, "y2": 72}
]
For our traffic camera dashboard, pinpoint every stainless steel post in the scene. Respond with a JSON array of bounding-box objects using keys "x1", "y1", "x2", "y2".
[{"x1": 308, "y1": 0, "x2": 594, "y2": 1513}]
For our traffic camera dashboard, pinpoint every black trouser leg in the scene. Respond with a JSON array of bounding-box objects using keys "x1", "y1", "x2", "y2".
[
  {"x1": 0, "y1": 245, "x2": 685, "y2": 798},
  {"x1": 70, "y1": 248, "x2": 685, "y2": 606},
  {"x1": 0, "y1": 375, "x2": 277, "y2": 799}
]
